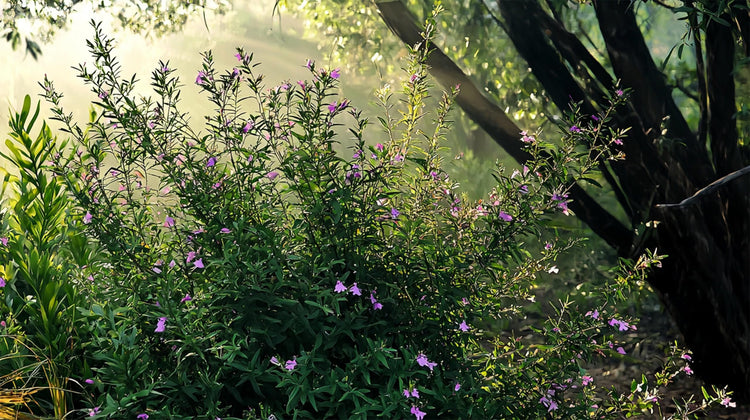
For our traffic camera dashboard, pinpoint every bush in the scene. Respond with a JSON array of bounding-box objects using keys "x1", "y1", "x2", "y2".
[{"x1": 0, "y1": 10, "x2": 729, "y2": 420}]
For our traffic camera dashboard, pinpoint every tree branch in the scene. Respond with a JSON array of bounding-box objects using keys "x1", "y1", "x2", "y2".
[{"x1": 654, "y1": 165, "x2": 750, "y2": 209}]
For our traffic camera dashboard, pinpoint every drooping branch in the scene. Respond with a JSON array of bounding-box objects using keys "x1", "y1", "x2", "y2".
[{"x1": 375, "y1": 0, "x2": 633, "y2": 253}]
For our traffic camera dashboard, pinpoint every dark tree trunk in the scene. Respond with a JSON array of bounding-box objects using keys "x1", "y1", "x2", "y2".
[{"x1": 375, "y1": 0, "x2": 750, "y2": 401}]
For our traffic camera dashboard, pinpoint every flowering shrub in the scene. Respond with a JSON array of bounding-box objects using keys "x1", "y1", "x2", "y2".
[{"x1": 7, "y1": 12, "x2": 730, "y2": 420}]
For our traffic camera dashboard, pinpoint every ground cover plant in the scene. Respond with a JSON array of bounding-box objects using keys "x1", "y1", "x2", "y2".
[{"x1": 0, "y1": 10, "x2": 737, "y2": 419}]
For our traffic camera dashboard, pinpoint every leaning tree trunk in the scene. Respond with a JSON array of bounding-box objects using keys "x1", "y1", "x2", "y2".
[{"x1": 374, "y1": 0, "x2": 750, "y2": 400}]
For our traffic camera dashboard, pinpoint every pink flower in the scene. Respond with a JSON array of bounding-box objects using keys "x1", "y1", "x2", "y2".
[
  {"x1": 681, "y1": 354, "x2": 692, "y2": 361},
  {"x1": 242, "y1": 121, "x2": 254, "y2": 133},
  {"x1": 582, "y1": 375, "x2": 593, "y2": 386},
  {"x1": 267, "y1": 171, "x2": 279, "y2": 180},
  {"x1": 334, "y1": 281, "x2": 347, "y2": 293},
  {"x1": 220, "y1": 228, "x2": 231, "y2": 233},
  {"x1": 164, "y1": 216, "x2": 175, "y2": 228},
  {"x1": 616, "y1": 347, "x2": 626, "y2": 355},
  {"x1": 0, "y1": 237, "x2": 7, "y2": 246},
  {"x1": 330, "y1": 68, "x2": 340, "y2": 79},
  {"x1": 683, "y1": 366, "x2": 693, "y2": 375},
  {"x1": 152, "y1": 267, "x2": 162, "y2": 274},
  {"x1": 181, "y1": 294, "x2": 192, "y2": 303},
  {"x1": 585, "y1": 309, "x2": 599, "y2": 320},
  {"x1": 234, "y1": 52, "x2": 243, "y2": 61},
  {"x1": 194, "y1": 258, "x2": 205, "y2": 269},
  {"x1": 459, "y1": 320, "x2": 470, "y2": 332},
  {"x1": 498, "y1": 211, "x2": 513, "y2": 222},
  {"x1": 186, "y1": 251, "x2": 196, "y2": 263},
  {"x1": 285, "y1": 359, "x2": 297, "y2": 371},
  {"x1": 0, "y1": 277, "x2": 5, "y2": 288},
  {"x1": 88, "y1": 406, "x2": 100, "y2": 417},
  {"x1": 376, "y1": 143, "x2": 384, "y2": 152},
  {"x1": 721, "y1": 397, "x2": 736, "y2": 408},
  {"x1": 155, "y1": 317, "x2": 167, "y2": 333},
  {"x1": 85, "y1": 378, "x2": 94, "y2": 384},
  {"x1": 83, "y1": 212, "x2": 93, "y2": 224},
  {"x1": 416, "y1": 353, "x2": 437, "y2": 371},
  {"x1": 454, "y1": 382, "x2": 461, "y2": 392},
  {"x1": 207, "y1": 157, "x2": 217, "y2": 167},
  {"x1": 615, "y1": 89, "x2": 624, "y2": 96}
]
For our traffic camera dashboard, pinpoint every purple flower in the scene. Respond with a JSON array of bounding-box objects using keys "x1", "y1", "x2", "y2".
[
  {"x1": 582, "y1": 375, "x2": 593, "y2": 386},
  {"x1": 181, "y1": 294, "x2": 192, "y2": 303},
  {"x1": 305, "y1": 59, "x2": 313, "y2": 69},
  {"x1": 98, "y1": 90, "x2": 108, "y2": 99},
  {"x1": 616, "y1": 347, "x2": 626, "y2": 355},
  {"x1": 454, "y1": 382, "x2": 461, "y2": 392},
  {"x1": 498, "y1": 211, "x2": 513, "y2": 222},
  {"x1": 585, "y1": 309, "x2": 599, "y2": 320},
  {"x1": 85, "y1": 378, "x2": 94, "y2": 384},
  {"x1": 683, "y1": 366, "x2": 693, "y2": 375},
  {"x1": 137, "y1": 414, "x2": 149, "y2": 420},
  {"x1": 194, "y1": 258, "x2": 205, "y2": 269},
  {"x1": 155, "y1": 317, "x2": 167, "y2": 333},
  {"x1": 0, "y1": 237, "x2": 7, "y2": 246},
  {"x1": 88, "y1": 406, "x2": 100, "y2": 417},
  {"x1": 376, "y1": 143, "x2": 384, "y2": 152},
  {"x1": 235, "y1": 52, "x2": 243, "y2": 61},
  {"x1": 459, "y1": 320, "x2": 470, "y2": 332},
  {"x1": 591, "y1": 114, "x2": 600, "y2": 121},
  {"x1": 270, "y1": 356, "x2": 279, "y2": 365},
  {"x1": 373, "y1": 302, "x2": 383, "y2": 310},
  {"x1": 410, "y1": 406, "x2": 426, "y2": 420},
  {"x1": 164, "y1": 216, "x2": 175, "y2": 228},
  {"x1": 334, "y1": 281, "x2": 347, "y2": 293},
  {"x1": 349, "y1": 283, "x2": 361, "y2": 296},
  {"x1": 196, "y1": 71, "x2": 206, "y2": 85},
  {"x1": 330, "y1": 68, "x2": 340, "y2": 79},
  {"x1": 520, "y1": 130, "x2": 535, "y2": 143},
  {"x1": 152, "y1": 267, "x2": 162, "y2": 274},
  {"x1": 613, "y1": 138, "x2": 624, "y2": 145},
  {"x1": 0, "y1": 277, "x2": 5, "y2": 288},
  {"x1": 285, "y1": 359, "x2": 297, "y2": 371},
  {"x1": 410, "y1": 388, "x2": 420, "y2": 398},
  {"x1": 569, "y1": 125, "x2": 581, "y2": 133},
  {"x1": 327, "y1": 102, "x2": 338, "y2": 113},
  {"x1": 267, "y1": 171, "x2": 279, "y2": 181},
  {"x1": 416, "y1": 353, "x2": 437, "y2": 371},
  {"x1": 681, "y1": 353, "x2": 692, "y2": 361},
  {"x1": 220, "y1": 228, "x2": 231, "y2": 233},
  {"x1": 616, "y1": 89, "x2": 624, "y2": 96},
  {"x1": 242, "y1": 121, "x2": 254, "y2": 133},
  {"x1": 206, "y1": 157, "x2": 217, "y2": 167},
  {"x1": 391, "y1": 208, "x2": 400, "y2": 219},
  {"x1": 83, "y1": 211, "x2": 93, "y2": 224}
]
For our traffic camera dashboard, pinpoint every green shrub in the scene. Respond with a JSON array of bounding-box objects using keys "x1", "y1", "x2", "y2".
[{"x1": 15, "y1": 12, "x2": 732, "y2": 420}]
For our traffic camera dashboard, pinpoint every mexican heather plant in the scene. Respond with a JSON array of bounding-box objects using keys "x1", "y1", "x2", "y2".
[{"x1": 31, "y1": 13, "x2": 733, "y2": 420}]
